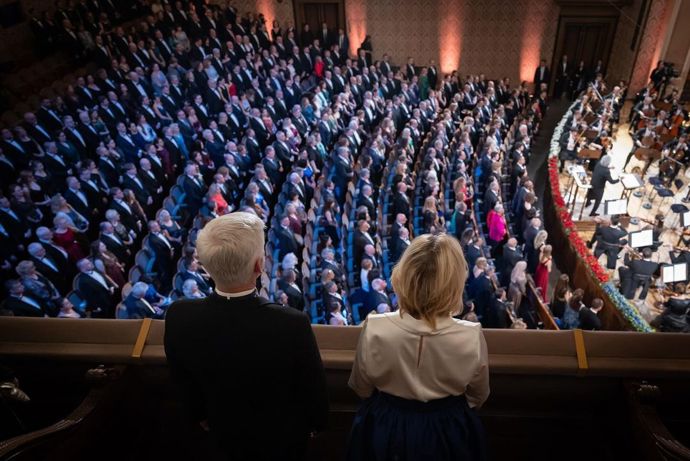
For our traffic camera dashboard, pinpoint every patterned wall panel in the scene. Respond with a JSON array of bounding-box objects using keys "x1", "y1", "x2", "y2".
[
  {"x1": 345, "y1": 0, "x2": 559, "y2": 83},
  {"x1": 607, "y1": 0, "x2": 644, "y2": 85},
  {"x1": 628, "y1": 0, "x2": 674, "y2": 92}
]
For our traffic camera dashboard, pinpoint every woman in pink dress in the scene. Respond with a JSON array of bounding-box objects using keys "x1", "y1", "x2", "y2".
[
  {"x1": 534, "y1": 244, "x2": 553, "y2": 303},
  {"x1": 487, "y1": 203, "x2": 507, "y2": 250}
]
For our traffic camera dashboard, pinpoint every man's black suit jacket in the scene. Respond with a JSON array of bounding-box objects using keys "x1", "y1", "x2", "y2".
[
  {"x1": 164, "y1": 293, "x2": 328, "y2": 460},
  {"x1": 75, "y1": 273, "x2": 114, "y2": 317},
  {"x1": 1, "y1": 296, "x2": 44, "y2": 317}
]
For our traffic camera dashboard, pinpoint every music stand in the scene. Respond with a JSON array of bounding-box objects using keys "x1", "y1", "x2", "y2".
[
  {"x1": 566, "y1": 165, "x2": 591, "y2": 220},
  {"x1": 605, "y1": 199, "x2": 627, "y2": 216},
  {"x1": 630, "y1": 229, "x2": 654, "y2": 248},
  {"x1": 662, "y1": 263, "x2": 688, "y2": 284}
]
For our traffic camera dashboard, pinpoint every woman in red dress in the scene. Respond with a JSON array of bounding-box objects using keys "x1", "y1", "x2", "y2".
[
  {"x1": 52, "y1": 214, "x2": 87, "y2": 263},
  {"x1": 207, "y1": 184, "x2": 229, "y2": 215},
  {"x1": 534, "y1": 244, "x2": 553, "y2": 303}
]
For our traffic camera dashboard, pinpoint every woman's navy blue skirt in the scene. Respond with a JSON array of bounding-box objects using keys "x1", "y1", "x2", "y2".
[{"x1": 347, "y1": 391, "x2": 487, "y2": 461}]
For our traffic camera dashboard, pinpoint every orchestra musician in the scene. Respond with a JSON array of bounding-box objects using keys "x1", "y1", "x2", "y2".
[
  {"x1": 618, "y1": 247, "x2": 659, "y2": 300},
  {"x1": 585, "y1": 154, "x2": 619, "y2": 217},
  {"x1": 650, "y1": 284, "x2": 690, "y2": 332},
  {"x1": 593, "y1": 215, "x2": 627, "y2": 269},
  {"x1": 558, "y1": 127, "x2": 580, "y2": 173},
  {"x1": 629, "y1": 95, "x2": 655, "y2": 132},
  {"x1": 623, "y1": 119, "x2": 658, "y2": 170}
]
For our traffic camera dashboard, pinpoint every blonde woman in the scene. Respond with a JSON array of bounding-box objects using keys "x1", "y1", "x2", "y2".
[
  {"x1": 422, "y1": 195, "x2": 441, "y2": 233},
  {"x1": 348, "y1": 233, "x2": 488, "y2": 460},
  {"x1": 509, "y1": 260, "x2": 528, "y2": 314}
]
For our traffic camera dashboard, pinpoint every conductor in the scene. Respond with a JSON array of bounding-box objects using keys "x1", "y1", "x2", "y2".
[
  {"x1": 165, "y1": 212, "x2": 328, "y2": 460},
  {"x1": 585, "y1": 154, "x2": 619, "y2": 217}
]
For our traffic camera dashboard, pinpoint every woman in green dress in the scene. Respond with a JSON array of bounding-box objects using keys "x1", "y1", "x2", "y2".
[{"x1": 419, "y1": 67, "x2": 430, "y2": 100}]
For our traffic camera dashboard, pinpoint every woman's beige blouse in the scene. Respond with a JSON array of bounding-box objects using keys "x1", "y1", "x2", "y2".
[{"x1": 348, "y1": 311, "x2": 490, "y2": 408}]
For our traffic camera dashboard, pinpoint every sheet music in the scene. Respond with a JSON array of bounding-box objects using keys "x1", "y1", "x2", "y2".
[
  {"x1": 605, "y1": 199, "x2": 627, "y2": 215},
  {"x1": 663, "y1": 265, "x2": 674, "y2": 284},
  {"x1": 662, "y1": 263, "x2": 688, "y2": 283},
  {"x1": 630, "y1": 229, "x2": 653, "y2": 248},
  {"x1": 620, "y1": 173, "x2": 643, "y2": 189}
]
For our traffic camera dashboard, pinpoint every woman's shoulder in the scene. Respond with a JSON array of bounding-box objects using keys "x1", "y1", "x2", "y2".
[{"x1": 365, "y1": 312, "x2": 484, "y2": 335}]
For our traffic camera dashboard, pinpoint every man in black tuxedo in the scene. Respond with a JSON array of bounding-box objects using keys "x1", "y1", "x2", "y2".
[
  {"x1": 165, "y1": 213, "x2": 327, "y2": 460},
  {"x1": 593, "y1": 215, "x2": 627, "y2": 270},
  {"x1": 178, "y1": 258, "x2": 212, "y2": 296},
  {"x1": 554, "y1": 55, "x2": 570, "y2": 98},
  {"x1": 392, "y1": 182, "x2": 411, "y2": 218},
  {"x1": 146, "y1": 220, "x2": 175, "y2": 290},
  {"x1": 1, "y1": 279, "x2": 45, "y2": 317},
  {"x1": 391, "y1": 227, "x2": 411, "y2": 264},
  {"x1": 354, "y1": 220, "x2": 376, "y2": 268},
  {"x1": 121, "y1": 163, "x2": 154, "y2": 213},
  {"x1": 27, "y1": 242, "x2": 68, "y2": 294},
  {"x1": 498, "y1": 238, "x2": 523, "y2": 288},
  {"x1": 277, "y1": 269, "x2": 305, "y2": 311},
  {"x1": 585, "y1": 154, "x2": 619, "y2": 217},
  {"x1": 533, "y1": 59, "x2": 550, "y2": 90},
  {"x1": 182, "y1": 164, "x2": 206, "y2": 216},
  {"x1": 276, "y1": 215, "x2": 301, "y2": 260},
  {"x1": 100, "y1": 222, "x2": 130, "y2": 263},
  {"x1": 619, "y1": 247, "x2": 659, "y2": 300},
  {"x1": 0, "y1": 197, "x2": 32, "y2": 244},
  {"x1": 465, "y1": 237, "x2": 484, "y2": 270},
  {"x1": 469, "y1": 267, "x2": 495, "y2": 320},
  {"x1": 579, "y1": 298, "x2": 603, "y2": 330},
  {"x1": 333, "y1": 146, "x2": 353, "y2": 202},
  {"x1": 123, "y1": 281, "x2": 161, "y2": 319},
  {"x1": 75, "y1": 258, "x2": 116, "y2": 318},
  {"x1": 357, "y1": 185, "x2": 377, "y2": 221}
]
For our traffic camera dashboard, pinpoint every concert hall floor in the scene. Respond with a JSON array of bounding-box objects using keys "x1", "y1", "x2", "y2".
[{"x1": 558, "y1": 122, "x2": 685, "y2": 321}]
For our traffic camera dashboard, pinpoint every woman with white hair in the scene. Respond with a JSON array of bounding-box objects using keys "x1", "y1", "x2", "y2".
[
  {"x1": 164, "y1": 213, "x2": 328, "y2": 459},
  {"x1": 348, "y1": 233, "x2": 488, "y2": 460},
  {"x1": 281, "y1": 252, "x2": 299, "y2": 274},
  {"x1": 52, "y1": 214, "x2": 87, "y2": 263},
  {"x1": 528, "y1": 229, "x2": 549, "y2": 274},
  {"x1": 487, "y1": 203, "x2": 508, "y2": 251},
  {"x1": 182, "y1": 279, "x2": 205, "y2": 299}
]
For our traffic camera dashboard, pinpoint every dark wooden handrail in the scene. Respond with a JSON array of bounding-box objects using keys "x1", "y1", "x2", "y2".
[{"x1": 527, "y1": 276, "x2": 560, "y2": 330}]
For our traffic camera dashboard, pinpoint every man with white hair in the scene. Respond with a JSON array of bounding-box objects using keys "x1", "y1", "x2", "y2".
[
  {"x1": 165, "y1": 213, "x2": 327, "y2": 460},
  {"x1": 123, "y1": 281, "x2": 161, "y2": 319},
  {"x1": 27, "y1": 242, "x2": 68, "y2": 292},
  {"x1": 364, "y1": 278, "x2": 391, "y2": 318},
  {"x1": 74, "y1": 258, "x2": 116, "y2": 317}
]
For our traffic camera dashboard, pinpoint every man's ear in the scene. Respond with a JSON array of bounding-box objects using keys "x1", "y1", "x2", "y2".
[{"x1": 254, "y1": 256, "x2": 264, "y2": 274}]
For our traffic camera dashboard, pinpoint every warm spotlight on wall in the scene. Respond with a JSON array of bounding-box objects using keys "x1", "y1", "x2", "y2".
[
  {"x1": 519, "y1": 4, "x2": 544, "y2": 85},
  {"x1": 439, "y1": 3, "x2": 461, "y2": 74},
  {"x1": 255, "y1": 0, "x2": 276, "y2": 34},
  {"x1": 345, "y1": 0, "x2": 367, "y2": 57}
]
